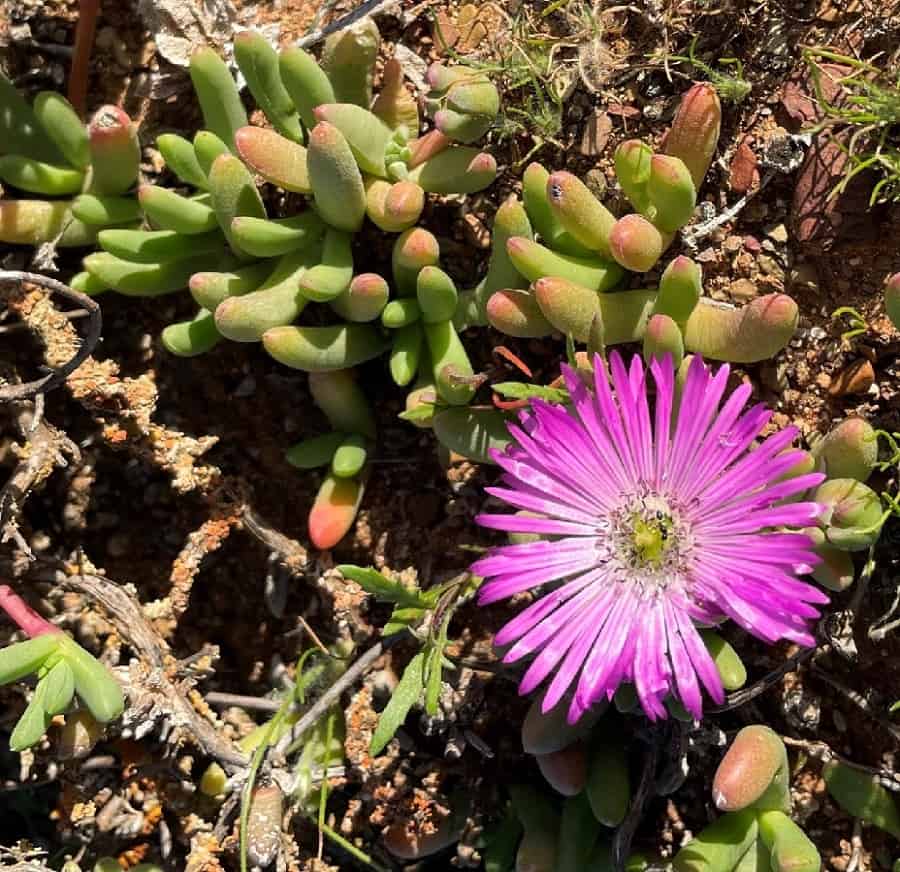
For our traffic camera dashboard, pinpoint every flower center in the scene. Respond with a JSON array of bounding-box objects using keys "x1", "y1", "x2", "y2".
[
  {"x1": 630, "y1": 513, "x2": 672, "y2": 567},
  {"x1": 602, "y1": 492, "x2": 692, "y2": 595}
]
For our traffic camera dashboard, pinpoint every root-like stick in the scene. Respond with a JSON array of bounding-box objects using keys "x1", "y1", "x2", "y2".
[
  {"x1": 205, "y1": 692, "x2": 283, "y2": 713},
  {"x1": 811, "y1": 665, "x2": 900, "y2": 743},
  {"x1": 0, "y1": 272, "x2": 101, "y2": 402},
  {"x1": 277, "y1": 634, "x2": 403, "y2": 756},
  {"x1": 0, "y1": 400, "x2": 78, "y2": 558},
  {"x1": 707, "y1": 646, "x2": 818, "y2": 713},
  {"x1": 241, "y1": 505, "x2": 309, "y2": 575},
  {"x1": 780, "y1": 737, "x2": 900, "y2": 792},
  {"x1": 612, "y1": 730, "x2": 660, "y2": 872}
]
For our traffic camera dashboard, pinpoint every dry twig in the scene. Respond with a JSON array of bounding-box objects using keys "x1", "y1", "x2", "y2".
[
  {"x1": 0, "y1": 271, "x2": 101, "y2": 402},
  {"x1": 0, "y1": 401, "x2": 77, "y2": 557}
]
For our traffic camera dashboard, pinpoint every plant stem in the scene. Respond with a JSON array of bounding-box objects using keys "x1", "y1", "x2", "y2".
[
  {"x1": 69, "y1": 0, "x2": 101, "y2": 116},
  {"x1": 0, "y1": 584, "x2": 59, "y2": 638}
]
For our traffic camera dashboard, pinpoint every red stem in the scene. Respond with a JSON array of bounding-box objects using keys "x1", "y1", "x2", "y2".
[
  {"x1": 0, "y1": 584, "x2": 59, "y2": 638},
  {"x1": 68, "y1": 0, "x2": 102, "y2": 118}
]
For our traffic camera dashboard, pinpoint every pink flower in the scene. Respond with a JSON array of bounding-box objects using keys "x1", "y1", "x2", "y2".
[{"x1": 473, "y1": 353, "x2": 827, "y2": 723}]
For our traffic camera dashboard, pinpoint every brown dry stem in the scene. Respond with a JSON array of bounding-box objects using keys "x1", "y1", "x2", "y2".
[{"x1": 0, "y1": 399, "x2": 78, "y2": 557}]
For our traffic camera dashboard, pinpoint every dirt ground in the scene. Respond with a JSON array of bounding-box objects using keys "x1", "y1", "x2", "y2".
[{"x1": 1, "y1": 0, "x2": 900, "y2": 869}]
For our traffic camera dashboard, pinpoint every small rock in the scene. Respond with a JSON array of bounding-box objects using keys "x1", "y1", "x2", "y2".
[
  {"x1": 457, "y1": 4, "x2": 496, "y2": 53},
  {"x1": 729, "y1": 138, "x2": 759, "y2": 194},
  {"x1": 431, "y1": 9, "x2": 459, "y2": 50},
  {"x1": 728, "y1": 278, "x2": 758, "y2": 301},
  {"x1": 584, "y1": 169, "x2": 607, "y2": 199},
  {"x1": 606, "y1": 102, "x2": 640, "y2": 118},
  {"x1": 766, "y1": 223, "x2": 789, "y2": 244},
  {"x1": 757, "y1": 254, "x2": 785, "y2": 281},
  {"x1": 828, "y1": 359, "x2": 875, "y2": 396},
  {"x1": 696, "y1": 247, "x2": 718, "y2": 264},
  {"x1": 383, "y1": 815, "x2": 461, "y2": 860},
  {"x1": 788, "y1": 262, "x2": 819, "y2": 291},
  {"x1": 233, "y1": 375, "x2": 256, "y2": 397},
  {"x1": 723, "y1": 235, "x2": 744, "y2": 254},
  {"x1": 579, "y1": 110, "x2": 613, "y2": 156},
  {"x1": 743, "y1": 235, "x2": 761, "y2": 253}
]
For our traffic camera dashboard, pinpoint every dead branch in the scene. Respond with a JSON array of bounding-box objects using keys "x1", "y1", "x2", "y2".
[
  {"x1": 241, "y1": 504, "x2": 309, "y2": 575},
  {"x1": 4, "y1": 280, "x2": 219, "y2": 495},
  {"x1": 810, "y1": 665, "x2": 900, "y2": 744},
  {"x1": 276, "y1": 634, "x2": 402, "y2": 756},
  {"x1": 0, "y1": 271, "x2": 101, "y2": 402},
  {"x1": 707, "y1": 646, "x2": 819, "y2": 713},
  {"x1": 162, "y1": 511, "x2": 241, "y2": 634},
  {"x1": 781, "y1": 736, "x2": 900, "y2": 792},
  {"x1": 0, "y1": 400, "x2": 78, "y2": 558}
]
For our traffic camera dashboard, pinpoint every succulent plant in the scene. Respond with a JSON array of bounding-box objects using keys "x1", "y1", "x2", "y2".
[
  {"x1": 787, "y1": 414, "x2": 882, "y2": 592},
  {"x1": 478, "y1": 629, "x2": 749, "y2": 870},
  {"x1": 0, "y1": 21, "x2": 502, "y2": 549},
  {"x1": 886, "y1": 272, "x2": 900, "y2": 331},
  {"x1": 450, "y1": 84, "x2": 799, "y2": 442},
  {"x1": 0, "y1": 585, "x2": 123, "y2": 752},
  {"x1": 0, "y1": 76, "x2": 141, "y2": 249},
  {"x1": 674, "y1": 726, "x2": 820, "y2": 872}
]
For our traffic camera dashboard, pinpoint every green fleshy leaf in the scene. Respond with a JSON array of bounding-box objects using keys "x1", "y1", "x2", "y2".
[
  {"x1": 399, "y1": 402, "x2": 437, "y2": 423},
  {"x1": 0, "y1": 634, "x2": 60, "y2": 686},
  {"x1": 42, "y1": 659, "x2": 75, "y2": 715},
  {"x1": 10, "y1": 681, "x2": 51, "y2": 751},
  {"x1": 60, "y1": 636, "x2": 124, "y2": 723}
]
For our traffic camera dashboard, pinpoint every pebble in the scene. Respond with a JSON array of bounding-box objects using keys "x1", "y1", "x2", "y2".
[
  {"x1": 766, "y1": 223, "x2": 789, "y2": 243},
  {"x1": 233, "y1": 375, "x2": 256, "y2": 397},
  {"x1": 585, "y1": 169, "x2": 607, "y2": 199},
  {"x1": 757, "y1": 254, "x2": 785, "y2": 281},
  {"x1": 723, "y1": 235, "x2": 744, "y2": 254},
  {"x1": 579, "y1": 110, "x2": 612, "y2": 156},
  {"x1": 106, "y1": 533, "x2": 130, "y2": 558},
  {"x1": 729, "y1": 139, "x2": 759, "y2": 194},
  {"x1": 789, "y1": 263, "x2": 819, "y2": 291},
  {"x1": 728, "y1": 278, "x2": 758, "y2": 301},
  {"x1": 828, "y1": 359, "x2": 875, "y2": 396},
  {"x1": 743, "y1": 235, "x2": 761, "y2": 253}
]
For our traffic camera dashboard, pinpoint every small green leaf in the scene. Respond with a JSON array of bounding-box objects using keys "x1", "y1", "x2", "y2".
[
  {"x1": 492, "y1": 381, "x2": 568, "y2": 403},
  {"x1": 60, "y1": 636, "x2": 124, "y2": 723},
  {"x1": 0, "y1": 634, "x2": 60, "y2": 686},
  {"x1": 398, "y1": 402, "x2": 437, "y2": 423},
  {"x1": 42, "y1": 658, "x2": 75, "y2": 715},
  {"x1": 370, "y1": 651, "x2": 425, "y2": 755},
  {"x1": 10, "y1": 682, "x2": 51, "y2": 751},
  {"x1": 383, "y1": 606, "x2": 427, "y2": 637},
  {"x1": 338, "y1": 565, "x2": 428, "y2": 608},
  {"x1": 424, "y1": 644, "x2": 444, "y2": 717},
  {"x1": 424, "y1": 612, "x2": 452, "y2": 716}
]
